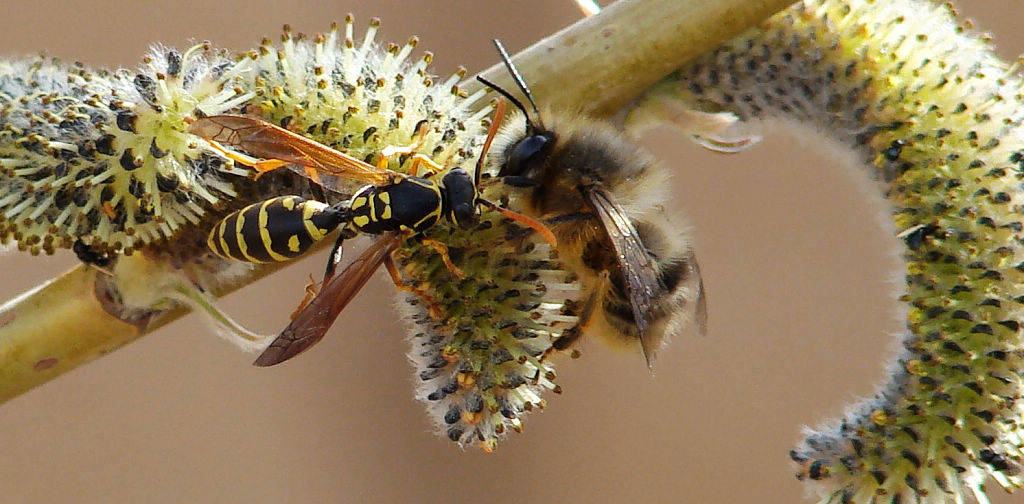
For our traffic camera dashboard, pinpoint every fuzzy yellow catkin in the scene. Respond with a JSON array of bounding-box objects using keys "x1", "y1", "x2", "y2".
[{"x1": 631, "y1": 0, "x2": 1024, "y2": 502}]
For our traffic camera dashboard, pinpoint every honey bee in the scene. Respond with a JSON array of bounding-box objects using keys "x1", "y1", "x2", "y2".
[{"x1": 479, "y1": 41, "x2": 707, "y2": 368}]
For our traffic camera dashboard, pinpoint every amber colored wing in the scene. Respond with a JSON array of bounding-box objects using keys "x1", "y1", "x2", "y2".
[
  {"x1": 190, "y1": 115, "x2": 397, "y2": 185},
  {"x1": 253, "y1": 234, "x2": 402, "y2": 366},
  {"x1": 586, "y1": 188, "x2": 661, "y2": 365}
]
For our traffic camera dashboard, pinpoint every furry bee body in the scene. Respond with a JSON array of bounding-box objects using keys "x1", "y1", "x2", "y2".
[{"x1": 491, "y1": 111, "x2": 706, "y2": 366}]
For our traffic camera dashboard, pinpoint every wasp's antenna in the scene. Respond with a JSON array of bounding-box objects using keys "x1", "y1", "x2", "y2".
[
  {"x1": 491, "y1": 39, "x2": 542, "y2": 119},
  {"x1": 474, "y1": 98, "x2": 508, "y2": 187}
]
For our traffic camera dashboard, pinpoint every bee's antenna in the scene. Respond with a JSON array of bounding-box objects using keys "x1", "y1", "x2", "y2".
[
  {"x1": 477, "y1": 76, "x2": 529, "y2": 123},
  {"x1": 474, "y1": 97, "x2": 508, "y2": 187},
  {"x1": 491, "y1": 39, "x2": 541, "y2": 119}
]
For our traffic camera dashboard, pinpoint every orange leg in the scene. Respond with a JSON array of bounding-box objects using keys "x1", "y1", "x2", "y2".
[
  {"x1": 407, "y1": 153, "x2": 445, "y2": 178},
  {"x1": 204, "y1": 140, "x2": 292, "y2": 178},
  {"x1": 289, "y1": 275, "x2": 321, "y2": 320},
  {"x1": 419, "y1": 237, "x2": 466, "y2": 279},
  {"x1": 376, "y1": 122, "x2": 446, "y2": 177},
  {"x1": 377, "y1": 148, "x2": 445, "y2": 178},
  {"x1": 101, "y1": 201, "x2": 118, "y2": 219},
  {"x1": 384, "y1": 252, "x2": 445, "y2": 319},
  {"x1": 479, "y1": 199, "x2": 558, "y2": 248}
]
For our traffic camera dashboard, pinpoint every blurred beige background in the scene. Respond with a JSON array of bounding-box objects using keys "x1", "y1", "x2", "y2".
[{"x1": 0, "y1": 1, "x2": 1021, "y2": 503}]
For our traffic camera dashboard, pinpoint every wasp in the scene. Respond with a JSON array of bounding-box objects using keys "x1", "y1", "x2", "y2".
[
  {"x1": 478, "y1": 40, "x2": 707, "y2": 368},
  {"x1": 188, "y1": 107, "x2": 555, "y2": 366}
]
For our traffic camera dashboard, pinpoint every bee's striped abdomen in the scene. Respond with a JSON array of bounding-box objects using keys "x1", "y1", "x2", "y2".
[{"x1": 208, "y1": 196, "x2": 344, "y2": 263}]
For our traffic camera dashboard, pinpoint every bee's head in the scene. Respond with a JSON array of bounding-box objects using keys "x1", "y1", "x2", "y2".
[
  {"x1": 477, "y1": 39, "x2": 555, "y2": 180},
  {"x1": 499, "y1": 122, "x2": 555, "y2": 178},
  {"x1": 441, "y1": 167, "x2": 479, "y2": 229}
]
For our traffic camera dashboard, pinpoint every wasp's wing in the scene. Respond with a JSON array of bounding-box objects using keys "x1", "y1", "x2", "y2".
[
  {"x1": 253, "y1": 234, "x2": 402, "y2": 367},
  {"x1": 586, "y1": 188, "x2": 662, "y2": 366},
  {"x1": 190, "y1": 115, "x2": 397, "y2": 185}
]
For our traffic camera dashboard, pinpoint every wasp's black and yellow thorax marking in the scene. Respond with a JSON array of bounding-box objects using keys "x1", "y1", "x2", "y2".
[
  {"x1": 208, "y1": 196, "x2": 345, "y2": 263},
  {"x1": 207, "y1": 168, "x2": 481, "y2": 265},
  {"x1": 349, "y1": 176, "x2": 443, "y2": 235}
]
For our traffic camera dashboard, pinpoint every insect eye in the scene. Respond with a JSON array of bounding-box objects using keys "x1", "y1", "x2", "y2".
[
  {"x1": 453, "y1": 202, "x2": 478, "y2": 229},
  {"x1": 500, "y1": 133, "x2": 551, "y2": 177},
  {"x1": 442, "y1": 168, "x2": 479, "y2": 229}
]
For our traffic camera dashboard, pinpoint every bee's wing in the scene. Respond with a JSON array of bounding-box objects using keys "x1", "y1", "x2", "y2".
[
  {"x1": 692, "y1": 264, "x2": 708, "y2": 333},
  {"x1": 586, "y1": 188, "x2": 661, "y2": 366},
  {"x1": 190, "y1": 115, "x2": 397, "y2": 186},
  {"x1": 693, "y1": 260, "x2": 708, "y2": 337},
  {"x1": 252, "y1": 234, "x2": 402, "y2": 367}
]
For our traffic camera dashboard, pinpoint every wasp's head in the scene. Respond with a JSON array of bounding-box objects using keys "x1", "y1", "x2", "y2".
[{"x1": 441, "y1": 167, "x2": 479, "y2": 229}]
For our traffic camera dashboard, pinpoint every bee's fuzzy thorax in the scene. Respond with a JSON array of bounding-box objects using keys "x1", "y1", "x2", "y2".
[
  {"x1": 491, "y1": 110, "x2": 670, "y2": 225},
  {"x1": 641, "y1": 0, "x2": 1024, "y2": 501}
]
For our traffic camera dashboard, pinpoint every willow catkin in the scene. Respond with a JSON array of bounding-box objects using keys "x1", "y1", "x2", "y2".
[{"x1": 631, "y1": 0, "x2": 1024, "y2": 501}]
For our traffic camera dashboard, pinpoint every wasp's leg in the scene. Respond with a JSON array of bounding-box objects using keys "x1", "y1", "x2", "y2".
[
  {"x1": 203, "y1": 139, "x2": 291, "y2": 176},
  {"x1": 323, "y1": 228, "x2": 357, "y2": 283},
  {"x1": 72, "y1": 239, "x2": 116, "y2": 273},
  {"x1": 405, "y1": 153, "x2": 446, "y2": 178},
  {"x1": 416, "y1": 236, "x2": 466, "y2": 279},
  {"x1": 289, "y1": 275, "x2": 320, "y2": 321},
  {"x1": 384, "y1": 252, "x2": 445, "y2": 319},
  {"x1": 376, "y1": 148, "x2": 445, "y2": 178},
  {"x1": 376, "y1": 122, "x2": 445, "y2": 177},
  {"x1": 478, "y1": 199, "x2": 558, "y2": 248}
]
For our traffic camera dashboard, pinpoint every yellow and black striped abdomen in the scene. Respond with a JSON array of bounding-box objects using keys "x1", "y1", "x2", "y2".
[{"x1": 208, "y1": 196, "x2": 345, "y2": 263}]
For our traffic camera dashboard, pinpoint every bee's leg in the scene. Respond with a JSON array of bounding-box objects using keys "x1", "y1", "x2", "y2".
[
  {"x1": 416, "y1": 235, "x2": 466, "y2": 279},
  {"x1": 545, "y1": 212, "x2": 595, "y2": 226},
  {"x1": 384, "y1": 252, "x2": 445, "y2": 318},
  {"x1": 500, "y1": 176, "x2": 541, "y2": 188},
  {"x1": 543, "y1": 279, "x2": 602, "y2": 361}
]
